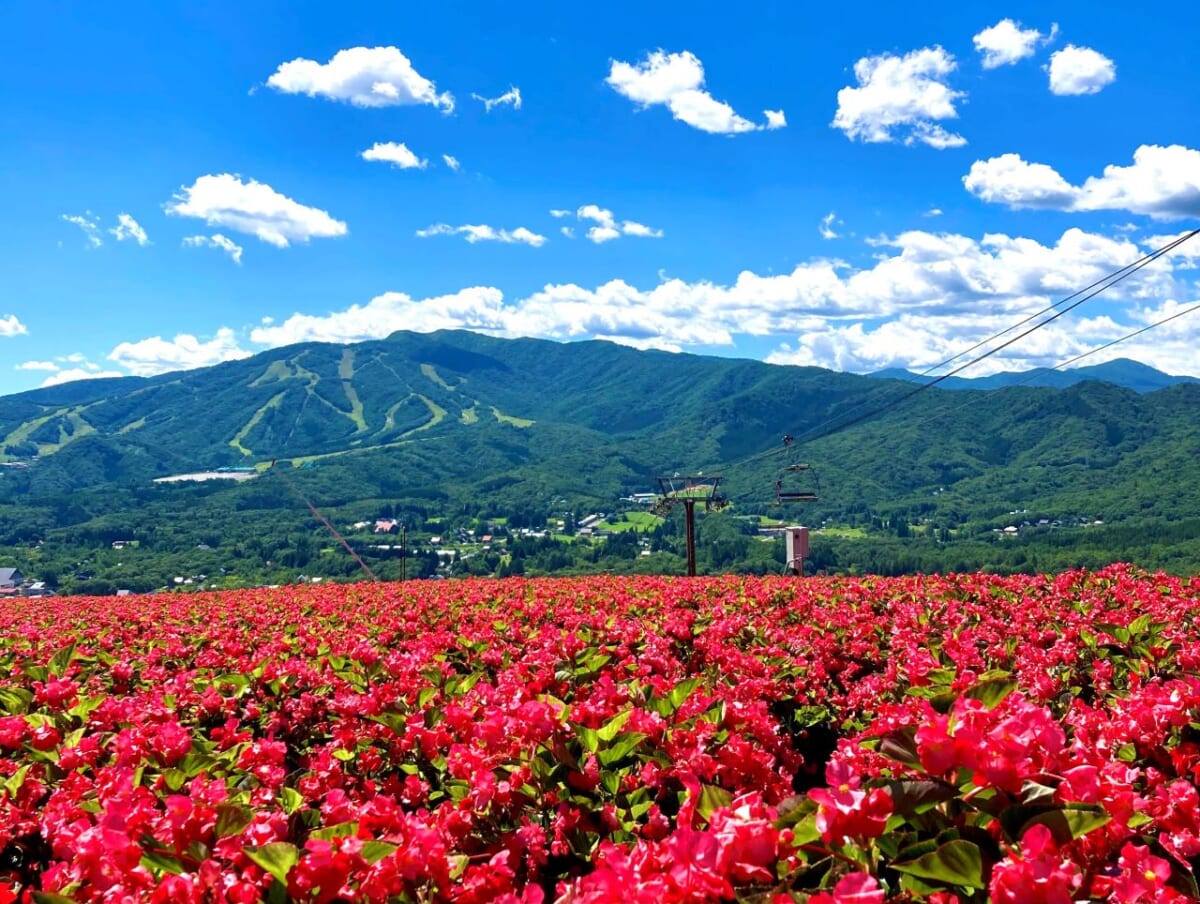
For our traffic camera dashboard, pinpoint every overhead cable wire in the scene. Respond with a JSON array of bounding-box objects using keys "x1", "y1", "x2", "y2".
[
  {"x1": 268, "y1": 460, "x2": 380, "y2": 582},
  {"x1": 707, "y1": 228, "x2": 1198, "y2": 476},
  {"x1": 779, "y1": 228, "x2": 1199, "y2": 450},
  {"x1": 902, "y1": 299, "x2": 1200, "y2": 436}
]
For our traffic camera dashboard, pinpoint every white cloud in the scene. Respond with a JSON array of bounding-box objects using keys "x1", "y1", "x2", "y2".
[
  {"x1": 471, "y1": 87, "x2": 522, "y2": 112},
  {"x1": 108, "y1": 328, "x2": 251, "y2": 377},
  {"x1": 442, "y1": 154, "x2": 461, "y2": 171},
  {"x1": 245, "y1": 225, "x2": 1197, "y2": 374},
  {"x1": 560, "y1": 226, "x2": 575, "y2": 238},
  {"x1": 166, "y1": 174, "x2": 348, "y2": 247},
  {"x1": 1, "y1": 314, "x2": 27, "y2": 337},
  {"x1": 415, "y1": 223, "x2": 547, "y2": 247},
  {"x1": 266, "y1": 46, "x2": 453, "y2": 111},
  {"x1": 924, "y1": 207, "x2": 944, "y2": 217},
  {"x1": 182, "y1": 233, "x2": 244, "y2": 264},
  {"x1": 832, "y1": 46, "x2": 966, "y2": 148},
  {"x1": 361, "y1": 141, "x2": 428, "y2": 170},
  {"x1": 973, "y1": 19, "x2": 1049, "y2": 69},
  {"x1": 607, "y1": 50, "x2": 783, "y2": 134},
  {"x1": 1047, "y1": 45, "x2": 1115, "y2": 96},
  {"x1": 41, "y1": 367, "x2": 125, "y2": 388},
  {"x1": 561, "y1": 205, "x2": 663, "y2": 243},
  {"x1": 964, "y1": 144, "x2": 1200, "y2": 220},
  {"x1": 963, "y1": 153, "x2": 1078, "y2": 209},
  {"x1": 110, "y1": 213, "x2": 150, "y2": 246},
  {"x1": 819, "y1": 212, "x2": 841, "y2": 240},
  {"x1": 251, "y1": 287, "x2": 510, "y2": 346},
  {"x1": 16, "y1": 360, "x2": 57, "y2": 371},
  {"x1": 62, "y1": 213, "x2": 103, "y2": 248}
]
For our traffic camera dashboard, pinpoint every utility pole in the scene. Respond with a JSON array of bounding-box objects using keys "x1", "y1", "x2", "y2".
[
  {"x1": 400, "y1": 524, "x2": 407, "y2": 582},
  {"x1": 654, "y1": 475, "x2": 728, "y2": 577}
]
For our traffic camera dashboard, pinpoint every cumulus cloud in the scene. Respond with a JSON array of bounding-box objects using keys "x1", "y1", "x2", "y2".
[
  {"x1": 607, "y1": 50, "x2": 783, "y2": 134},
  {"x1": 110, "y1": 213, "x2": 150, "y2": 246},
  {"x1": 107, "y1": 327, "x2": 251, "y2": 377},
  {"x1": 471, "y1": 87, "x2": 521, "y2": 112},
  {"x1": 557, "y1": 205, "x2": 663, "y2": 243},
  {"x1": 245, "y1": 225, "x2": 1198, "y2": 374},
  {"x1": 62, "y1": 213, "x2": 103, "y2": 248},
  {"x1": 166, "y1": 174, "x2": 348, "y2": 247},
  {"x1": 442, "y1": 154, "x2": 461, "y2": 171},
  {"x1": 40, "y1": 367, "x2": 125, "y2": 388},
  {"x1": 832, "y1": 46, "x2": 966, "y2": 148},
  {"x1": 361, "y1": 141, "x2": 428, "y2": 170},
  {"x1": 250, "y1": 287, "x2": 510, "y2": 346},
  {"x1": 415, "y1": 223, "x2": 547, "y2": 247},
  {"x1": 964, "y1": 144, "x2": 1200, "y2": 220},
  {"x1": 182, "y1": 234, "x2": 244, "y2": 264},
  {"x1": 2, "y1": 315, "x2": 28, "y2": 337},
  {"x1": 266, "y1": 46, "x2": 453, "y2": 111},
  {"x1": 1047, "y1": 45, "x2": 1116, "y2": 95},
  {"x1": 16, "y1": 360, "x2": 57, "y2": 371},
  {"x1": 973, "y1": 19, "x2": 1052, "y2": 68}
]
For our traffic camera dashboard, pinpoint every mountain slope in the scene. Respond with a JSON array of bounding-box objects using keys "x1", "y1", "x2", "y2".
[{"x1": 868, "y1": 358, "x2": 1199, "y2": 393}]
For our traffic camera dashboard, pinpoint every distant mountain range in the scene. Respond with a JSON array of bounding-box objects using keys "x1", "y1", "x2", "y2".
[
  {"x1": 2, "y1": 331, "x2": 1199, "y2": 548},
  {"x1": 869, "y1": 358, "x2": 1199, "y2": 394}
]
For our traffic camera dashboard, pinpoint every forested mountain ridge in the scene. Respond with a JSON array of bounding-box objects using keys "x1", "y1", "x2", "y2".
[{"x1": 2, "y1": 330, "x2": 1199, "y2": 589}]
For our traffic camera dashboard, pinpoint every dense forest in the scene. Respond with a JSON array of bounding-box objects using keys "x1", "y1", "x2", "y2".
[{"x1": 2, "y1": 330, "x2": 1198, "y2": 593}]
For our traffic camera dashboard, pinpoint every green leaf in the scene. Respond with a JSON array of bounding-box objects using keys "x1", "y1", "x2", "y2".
[
  {"x1": 577, "y1": 725, "x2": 599, "y2": 754},
  {"x1": 695, "y1": 784, "x2": 733, "y2": 821},
  {"x1": 48, "y1": 643, "x2": 76, "y2": 678},
  {"x1": 141, "y1": 850, "x2": 185, "y2": 875},
  {"x1": 876, "y1": 726, "x2": 921, "y2": 768},
  {"x1": 886, "y1": 780, "x2": 956, "y2": 817},
  {"x1": 4, "y1": 764, "x2": 30, "y2": 797},
  {"x1": 597, "y1": 710, "x2": 632, "y2": 743},
  {"x1": 244, "y1": 842, "x2": 299, "y2": 884},
  {"x1": 893, "y1": 840, "x2": 985, "y2": 890},
  {"x1": 0, "y1": 687, "x2": 34, "y2": 714},
  {"x1": 216, "y1": 803, "x2": 254, "y2": 837},
  {"x1": 309, "y1": 822, "x2": 359, "y2": 840},
  {"x1": 597, "y1": 732, "x2": 648, "y2": 767},
  {"x1": 361, "y1": 841, "x2": 398, "y2": 864},
  {"x1": 280, "y1": 787, "x2": 305, "y2": 814},
  {"x1": 32, "y1": 893, "x2": 78, "y2": 904},
  {"x1": 668, "y1": 677, "x2": 702, "y2": 712},
  {"x1": 331, "y1": 748, "x2": 356, "y2": 762},
  {"x1": 964, "y1": 677, "x2": 1017, "y2": 710},
  {"x1": 1021, "y1": 805, "x2": 1110, "y2": 843}
]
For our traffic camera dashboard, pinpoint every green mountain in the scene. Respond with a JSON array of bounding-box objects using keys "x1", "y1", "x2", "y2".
[
  {"x1": 2, "y1": 330, "x2": 1199, "y2": 588},
  {"x1": 869, "y1": 358, "x2": 1199, "y2": 394}
]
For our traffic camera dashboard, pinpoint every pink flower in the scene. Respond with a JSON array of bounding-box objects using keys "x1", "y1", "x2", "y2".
[{"x1": 808, "y1": 872, "x2": 886, "y2": 904}]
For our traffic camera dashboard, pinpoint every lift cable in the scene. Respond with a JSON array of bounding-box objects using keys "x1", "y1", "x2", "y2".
[
  {"x1": 767, "y1": 228, "x2": 1199, "y2": 453},
  {"x1": 268, "y1": 460, "x2": 380, "y2": 582},
  {"x1": 700, "y1": 228, "x2": 1199, "y2": 480},
  {"x1": 901, "y1": 299, "x2": 1200, "y2": 436}
]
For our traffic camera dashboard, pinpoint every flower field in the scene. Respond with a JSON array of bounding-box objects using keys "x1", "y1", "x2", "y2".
[{"x1": 2, "y1": 566, "x2": 1200, "y2": 902}]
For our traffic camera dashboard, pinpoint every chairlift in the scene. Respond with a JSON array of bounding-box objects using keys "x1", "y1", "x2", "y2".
[{"x1": 774, "y1": 437, "x2": 819, "y2": 505}]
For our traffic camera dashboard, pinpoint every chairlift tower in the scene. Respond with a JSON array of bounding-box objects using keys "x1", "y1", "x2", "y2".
[{"x1": 654, "y1": 475, "x2": 728, "y2": 577}]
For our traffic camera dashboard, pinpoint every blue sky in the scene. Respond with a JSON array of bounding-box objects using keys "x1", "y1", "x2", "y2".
[{"x1": 3, "y1": 1, "x2": 1199, "y2": 395}]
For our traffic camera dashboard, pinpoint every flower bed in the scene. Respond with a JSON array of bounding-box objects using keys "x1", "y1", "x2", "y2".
[{"x1": 0, "y1": 565, "x2": 1198, "y2": 901}]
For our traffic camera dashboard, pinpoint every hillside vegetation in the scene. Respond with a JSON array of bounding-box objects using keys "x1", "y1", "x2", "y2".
[{"x1": 1, "y1": 330, "x2": 1198, "y2": 591}]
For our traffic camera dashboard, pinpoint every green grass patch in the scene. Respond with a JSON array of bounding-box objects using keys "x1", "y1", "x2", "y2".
[{"x1": 491, "y1": 407, "x2": 535, "y2": 428}]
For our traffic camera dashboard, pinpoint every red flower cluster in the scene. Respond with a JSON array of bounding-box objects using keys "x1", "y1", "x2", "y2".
[{"x1": 0, "y1": 565, "x2": 1194, "y2": 901}]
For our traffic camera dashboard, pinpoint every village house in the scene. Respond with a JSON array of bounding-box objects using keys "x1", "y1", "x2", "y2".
[{"x1": 0, "y1": 567, "x2": 24, "y2": 590}]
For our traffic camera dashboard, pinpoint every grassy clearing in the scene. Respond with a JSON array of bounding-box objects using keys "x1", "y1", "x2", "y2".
[{"x1": 491, "y1": 407, "x2": 534, "y2": 428}]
